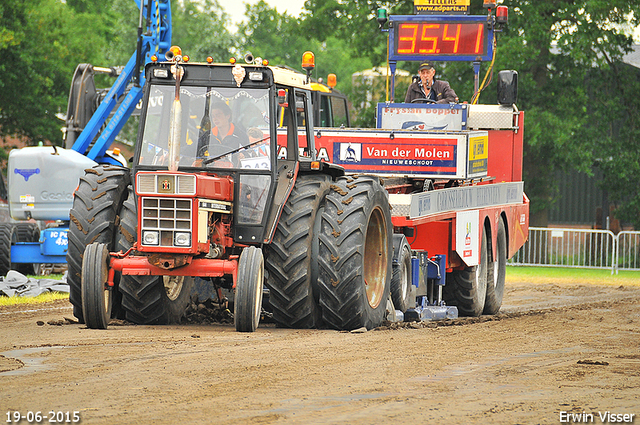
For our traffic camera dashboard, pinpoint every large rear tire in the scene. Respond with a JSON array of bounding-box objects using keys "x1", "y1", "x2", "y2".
[
  {"x1": 117, "y1": 188, "x2": 193, "y2": 325},
  {"x1": 484, "y1": 218, "x2": 507, "y2": 315},
  {"x1": 444, "y1": 225, "x2": 488, "y2": 317},
  {"x1": 391, "y1": 234, "x2": 413, "y2": 312},
  {"x1": 81, "y1": 243, "x2": 112, "y2": 329},
  {"x1": 264, "y1": 174, "x2": 331, "y2": 328},
  {"x1": 317, "y1": 176, "x2": 392, "y2": 330},
  {"x1": 235, "y1": 246, "x2": 264, "y2": 332},
  {"x1": 0, "y1": 223, "x2": 16, "y2": 276},
  {"x1": 67, "y1": 165, "x2": 130, "y2": 322}
]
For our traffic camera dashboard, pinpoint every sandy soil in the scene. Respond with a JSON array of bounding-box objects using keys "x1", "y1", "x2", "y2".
[{"x1": 1, "y1": 280, "x2": 639, "y2": 424}]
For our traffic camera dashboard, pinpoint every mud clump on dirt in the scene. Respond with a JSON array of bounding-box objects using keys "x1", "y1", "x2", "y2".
[{"x1": 182, "y1": 299, "x2": 234, "y2": 325}]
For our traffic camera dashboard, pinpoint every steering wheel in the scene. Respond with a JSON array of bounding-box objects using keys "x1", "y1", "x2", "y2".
[
  {"x1": 196, "y1": 132, "x2": 231, "y2": 159},
  {"x1": 411, "y1": 98, "x2": 436, "y2": 104}
]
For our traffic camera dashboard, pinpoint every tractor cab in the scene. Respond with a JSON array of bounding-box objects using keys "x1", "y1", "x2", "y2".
[{"x1": 132, "y1": 49, "x2": 339, "y2": 248}]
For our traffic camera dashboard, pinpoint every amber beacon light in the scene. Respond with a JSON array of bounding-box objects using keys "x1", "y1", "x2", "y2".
[{"x1": 302, "y1": 51, "x2": 315, "y2": 71}]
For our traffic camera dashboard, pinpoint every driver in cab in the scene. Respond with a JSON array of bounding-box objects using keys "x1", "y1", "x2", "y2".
[
  {"x1": 199, "y1": 101, "x2": 248, "y2": 156},
  {"x1": 194, "y1": 101, "x2": 249, "y2": 166},
  {"x1": 404, "y1": 61, "x2": 458, "y2": 104}
]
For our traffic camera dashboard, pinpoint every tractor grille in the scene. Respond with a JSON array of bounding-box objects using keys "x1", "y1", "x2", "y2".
[
  {"x1": 140, "y1": 197, "x2": 192, "y2": 247},
  {"x1": 137, "y1": 173, "x2": 196, "y2": 195}
]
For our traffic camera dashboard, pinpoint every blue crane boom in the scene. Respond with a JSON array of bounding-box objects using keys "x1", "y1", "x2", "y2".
[{"x1": 74, "y1": 0, "x2": 171, "y2": 163}]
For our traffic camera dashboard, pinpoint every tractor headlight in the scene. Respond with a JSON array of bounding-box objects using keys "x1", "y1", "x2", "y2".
[
  {"x1": 143, "y1": 230, "x2": 159, "y2": 245},
  {"x1": 153, "y1": 68, "x2": 170, "y2": 78},
  {"x1": 174, "y1": 232, "x2": 191, "y2": 247}
]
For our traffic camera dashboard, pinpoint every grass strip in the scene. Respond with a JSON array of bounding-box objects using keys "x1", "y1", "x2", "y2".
[
  {"x1": 0, "y1": 292, "x2": 69, "y2": 306},
  {"x1": 507, "y1": 266, "x2": 640, "y2": 286}
]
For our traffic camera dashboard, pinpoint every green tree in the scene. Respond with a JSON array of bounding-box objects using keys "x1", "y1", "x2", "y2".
[
  {"x1": 0, "y1": 0, "x2": 118, "y2": 147},
  {"x1": 1, "y1": 1, "x2": 76, "y2": 145},
  {"x1": 171, "y1": 0, "x2": 234, "y2": 62},
  {"x1": 237, "y1": 1, "x2": 371, "y2": 94},
  {"x1": 237, "y1": 1, "x2": 309, "y2": 67},
  {"x1": 301, "y1": 0, "x2": 413, "y2": 67},
  {"x1": 583, "y1": 60, "x2": 640, "y2": 228}
]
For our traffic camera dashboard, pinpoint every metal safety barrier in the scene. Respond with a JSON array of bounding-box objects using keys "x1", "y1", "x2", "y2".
[
  {"x1": 509, "y1": 227, "x2": 617, "y2": 274},
  {"x1": 615, "y1": 231, "x2": 640, "y2": 273}
]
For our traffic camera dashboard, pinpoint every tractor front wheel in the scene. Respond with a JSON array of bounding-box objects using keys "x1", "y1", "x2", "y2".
[
  {"x1": 235, "y1": 246, "x2": 264, "y2": 332},
  {"x1": 81, "y1": 243, "x2": 112, "y2": 329}
]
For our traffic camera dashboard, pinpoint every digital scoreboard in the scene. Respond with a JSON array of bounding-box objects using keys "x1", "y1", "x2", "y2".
[{"x1": 389, "y1": 15, "x2": 493, "y2": 62}]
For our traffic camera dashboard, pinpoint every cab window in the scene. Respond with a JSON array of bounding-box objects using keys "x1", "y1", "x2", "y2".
[
  {"x1": 330, "y1": 95, "x2": 349, "y2": 127},
  {"x1": 318, "y1": 94, "x2": 332, "y2": 127}
]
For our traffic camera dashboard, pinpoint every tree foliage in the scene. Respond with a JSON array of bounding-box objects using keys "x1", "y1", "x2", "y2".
[
  {"x1": 0, "y1": 0, "x2": 107, "y2": 145},
  {"x1": 237, "y1": 1, "x2": 371, "y2": 93},
  {"x1": 171, "y1": 0, "x2": 234, "y2": 62},
  {"x1": 0, "y1": 0, "x2": 233, "y2": 150},
  {"x1": 494, "y1": 0, "x2": 639, "y2": 223}
]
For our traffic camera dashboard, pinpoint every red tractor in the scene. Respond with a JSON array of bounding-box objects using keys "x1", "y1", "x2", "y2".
[{"x1": 74, "y1": 49, "x2": 393, "y2": 331}]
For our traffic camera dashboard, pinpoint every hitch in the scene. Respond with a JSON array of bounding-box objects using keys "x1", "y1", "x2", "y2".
[{"x1": 406, "y1": 252, "x2": 458, "y2": 321}]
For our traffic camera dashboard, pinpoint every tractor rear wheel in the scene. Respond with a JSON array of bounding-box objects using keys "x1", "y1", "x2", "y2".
[
  {"x1": 317, "y1": 176, "x2": 392, "y2": 330},
  {"x1": 264, "y1": 174, "x2": 331, "y2": 328},
  {"x1": 235, "y1": 246, "x2": 264, "y2": 332},
  {"x1": 67, "y1": 165, "x2": 130, "y2": 322},
  {"x1": 81, "y1": 243, "x2": 112, "y2": 329},
  {"x1": 117, "y1": 188, "x2": 193, "y2": 325},
  {"x1": 484, "y1": 218, "x2": 507, "y2": 315},
  {"x1": 444, "y1": 226, "x2": 488, "y2": 317}
]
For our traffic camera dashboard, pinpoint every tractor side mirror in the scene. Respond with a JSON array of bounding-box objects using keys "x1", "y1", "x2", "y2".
[{"x1": 497, "y1": 70, "x2": 518, "y2": 105}]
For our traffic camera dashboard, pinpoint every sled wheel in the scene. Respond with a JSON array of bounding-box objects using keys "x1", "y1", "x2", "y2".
[
  {"x1": 81, "y1": 243, "x2": 112, "y2": 329},
  {"x1": 235, "y1": 246, "x2": 264, "y2": 332},
  {"x1": 444, "y1": 225, "x2": 488, "y2": 317},
  {"x1": 485, "y1": 218, "x2": 507, "y2": 315},
  {"x1": 391, "y1": 234, "x2": 413, "y2": 312}
]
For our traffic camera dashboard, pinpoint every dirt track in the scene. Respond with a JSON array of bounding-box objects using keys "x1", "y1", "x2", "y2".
[{"x1": 1, "y1": 279, "x2": 639, "y2": 424}]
